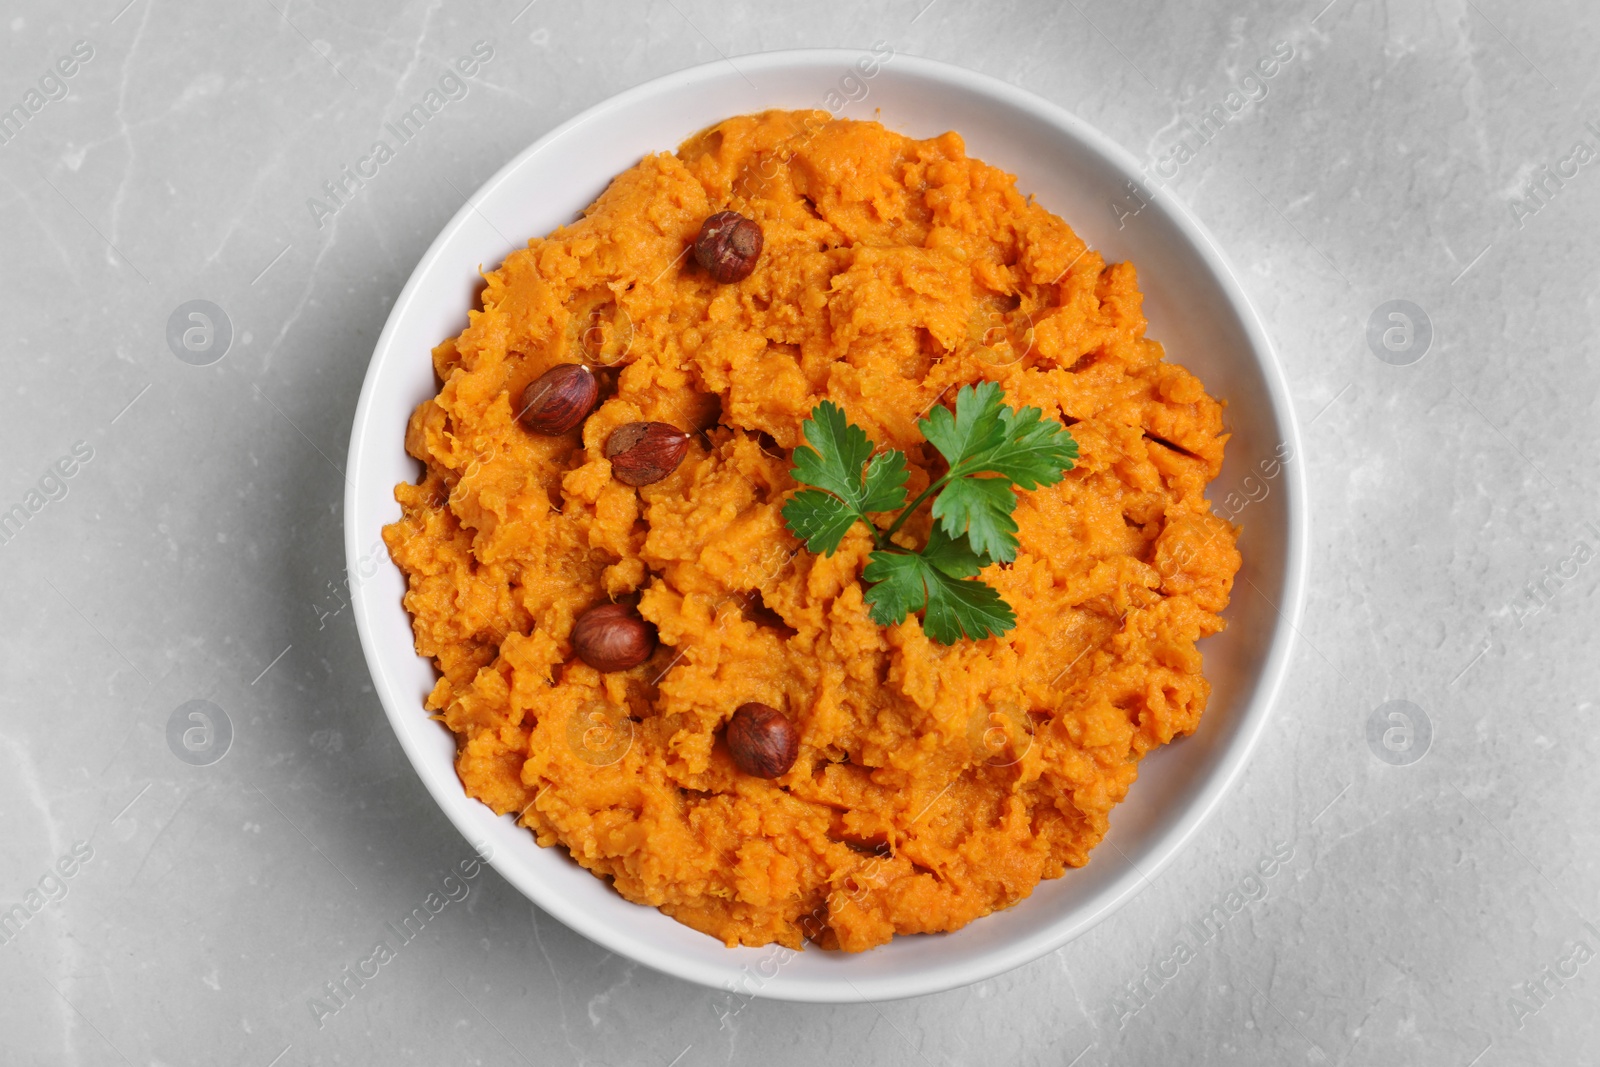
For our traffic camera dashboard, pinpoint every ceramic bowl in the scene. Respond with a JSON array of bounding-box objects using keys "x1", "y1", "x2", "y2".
[{"x1": 345, "y1": 48, "x2": 1306, "y2": 1003}]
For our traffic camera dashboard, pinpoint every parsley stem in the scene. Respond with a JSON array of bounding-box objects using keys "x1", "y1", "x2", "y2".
[{"x1": 880, "y1": 474, "x2": 952, "y2": 544}]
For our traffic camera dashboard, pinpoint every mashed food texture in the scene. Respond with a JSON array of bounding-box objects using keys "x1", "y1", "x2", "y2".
[{"x1": 383, "y1": 110, "x2": 1242, "y2": 951}]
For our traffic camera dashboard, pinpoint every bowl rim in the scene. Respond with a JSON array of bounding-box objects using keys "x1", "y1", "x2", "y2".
[{"x1": 345, "y1": 47, "x2": 1307, "y2": 1003}]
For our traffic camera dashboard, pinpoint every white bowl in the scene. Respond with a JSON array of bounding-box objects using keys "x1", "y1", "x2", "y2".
[{"x1": 345, "y1": 49, "x2": 1306, "y2": 1004}]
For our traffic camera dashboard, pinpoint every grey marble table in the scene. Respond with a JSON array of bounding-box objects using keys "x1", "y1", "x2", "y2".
[{"x1": 2, "y1": 1, "x2": 1597, "y2": 1064}]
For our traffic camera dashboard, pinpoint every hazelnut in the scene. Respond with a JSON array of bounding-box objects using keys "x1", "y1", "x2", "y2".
[
  {"x1": 726, "y1": 702, "x2": 799, "y2": 779},
  {"x1": 693, "y1": 210, "x2": 763, "y2": 284},
  {"x1": 605, "y1": 421, "x2": 690, "y2": 487},
  {"x1": 571, "y1": 603, "x2": 656, "y2": 672},
  {"x1": 517, "y1": 364, "x2": 598, "y2": 436}
]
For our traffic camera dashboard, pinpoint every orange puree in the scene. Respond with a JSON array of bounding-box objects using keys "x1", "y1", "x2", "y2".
[{"x1": 383, "y1": 110, "x2": 1241, "y2": 952}]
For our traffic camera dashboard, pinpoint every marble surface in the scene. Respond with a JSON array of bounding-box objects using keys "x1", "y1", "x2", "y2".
[{"x1": 1, "y1": 0, "x2": 1597, "y2": 1064}]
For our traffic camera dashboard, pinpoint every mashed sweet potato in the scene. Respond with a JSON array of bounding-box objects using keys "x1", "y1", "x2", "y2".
[{"x1": 383, "y1": 110, "x2": 1241, "y2": 952}]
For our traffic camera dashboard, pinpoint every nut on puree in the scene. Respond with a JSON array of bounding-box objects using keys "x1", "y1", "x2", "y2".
[{"x1": 384, "y1": 110, "x2": 1241, "y2": 951}]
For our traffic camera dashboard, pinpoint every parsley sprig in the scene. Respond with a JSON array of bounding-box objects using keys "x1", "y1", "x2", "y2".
[{"x1": 781, "y1": 382, "x2": 1078, "y2": 644}]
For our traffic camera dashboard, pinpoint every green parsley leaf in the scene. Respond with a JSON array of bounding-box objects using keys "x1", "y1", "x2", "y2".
[
  {"x1": 862, "y1": 528, "x2": 1015, "y2": 644},
  {"x1": 914, "y1": 522, "x2": 987, "y2": 579},
  {"x1": 986, "y1": 403, "x2": 1081, "y2": 489},
  {"x1": 780, "y1": 489, "x2": 861, "y2": 556},
  {"x1": 788, "y1": 401, "x2": 909, "y2": 514},
  {"x1": 921, "y1": 566, "x2": 1015, "y2": 644},
  {"x1": 915, "y1": 382, "x2": 1079, "y2": 562},
  {"x1": 783, "y1": 402, "x2": 909, "y2": 555},
  {"x1": 918, "y1": 381, "x2": 1009, "y2": 473},
  {"x1": 859, "y1": 551, "x2": 927, "y2": 627},
  {"x1": 930, "y1": 475, "x2": 1019, "y2": 562},
  {"x1": 860, "y1": 450, "x2": 910, "y2": 514},
  {"x1": 921, "y1": 381, "x2": 1079, "y2": 487}
]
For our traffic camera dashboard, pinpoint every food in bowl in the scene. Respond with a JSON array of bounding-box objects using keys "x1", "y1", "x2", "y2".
[{"x1": 382, "y1": 109, "x2": 1241, "y2": 952}]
